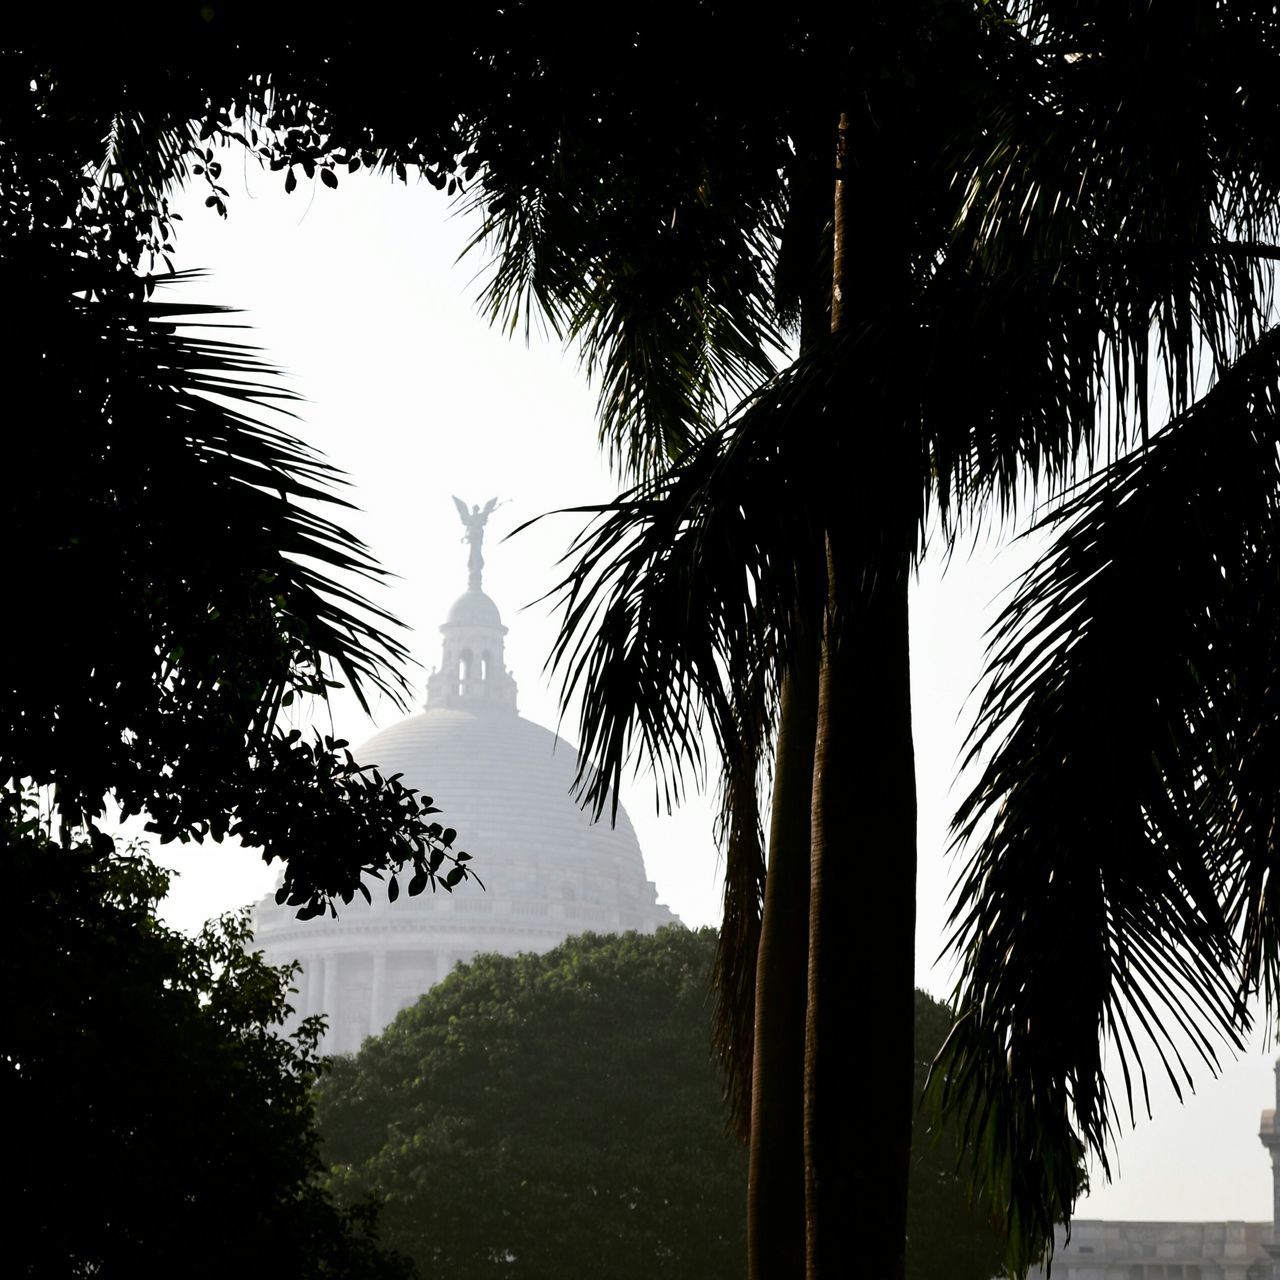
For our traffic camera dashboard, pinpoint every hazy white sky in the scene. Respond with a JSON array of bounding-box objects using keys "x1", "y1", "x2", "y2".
[{"x1": 154, "y1": 162, "x2": 1276, "y2": 1222}]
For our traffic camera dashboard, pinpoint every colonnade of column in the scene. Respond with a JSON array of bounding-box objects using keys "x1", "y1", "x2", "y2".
[{"x1": 295, "y1": 947, "x2": 459, "y2": 1053}]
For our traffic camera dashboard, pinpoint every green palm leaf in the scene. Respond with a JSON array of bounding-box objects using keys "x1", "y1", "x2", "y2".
[
  {"x1": 464, "y1": 184, "x2": 787, "y2": 478},
  {"x1": 938, "y1": 326, "x2": 1280, "y2": 1266},
  {"x1": 1, "y1": 238, "x2": 478, "y2": 910}
]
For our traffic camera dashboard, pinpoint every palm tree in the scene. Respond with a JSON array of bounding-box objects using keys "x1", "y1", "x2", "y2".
[
  {"x1": 924, "y1": 5, "x2": 1280, "y2": 1261},
  {"x1": 939, "y1": 316, "x2": 1280, "y2": 1262},
  {"x1": 482, "y1": 6, "x2": 1280, "y2": 1277},
  {"x1": 486, "y1": 15, "x2": 1017, "y2": 1274}
]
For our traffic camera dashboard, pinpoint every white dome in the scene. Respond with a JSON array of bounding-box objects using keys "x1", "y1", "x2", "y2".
[
  {"x1": 352, "y1": 707, "x2": 654, "y2": 905},
  {"x1": 252, "y1": 510, "x2": 677, "y2": 1054},
  {"x1": 444, "y1": 588, "x2": 502, "y2": 627}
]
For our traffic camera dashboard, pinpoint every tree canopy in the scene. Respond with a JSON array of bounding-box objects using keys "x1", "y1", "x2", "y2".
[
  {"x1": 316, "y1": 928, "x2": 1005, "y2": 1280},
  {"x1": 317, "y1": 928, "x2": 746, "y2": 1279},
  {"x1": 0, "y1": 30, "x2": 477, "y2": 917},
  {"x1": 3, "y1": 816, "x2": 410, "y2": 1279}
]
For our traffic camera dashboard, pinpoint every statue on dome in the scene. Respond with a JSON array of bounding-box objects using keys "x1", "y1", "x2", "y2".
[{"x1": 452, "y1": 496, "x2": 500, "y2": 591}]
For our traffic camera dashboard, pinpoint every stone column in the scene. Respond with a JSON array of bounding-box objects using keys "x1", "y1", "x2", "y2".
[
  {"x1": 301, "y1": 959, "x2": 317, "y2": 1019},
  {"x1": 322, "y1": 953, "x2": 340, "y2": 1053},
  {"x1": 370, "y1": 951, "x2": 387, "y2": 1038}
]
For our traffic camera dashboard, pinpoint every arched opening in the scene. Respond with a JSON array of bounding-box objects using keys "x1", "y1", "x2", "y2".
[
  {"x1": 458, "y1": 648, "x2": 473, "y2": 697},
  {"x1": 481, "y1": 650, "x2": 492, "y2": 681}
]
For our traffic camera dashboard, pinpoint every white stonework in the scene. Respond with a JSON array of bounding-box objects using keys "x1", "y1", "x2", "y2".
[
  {"x1": 1029, "y1": 1219, "x2": 1271, "y2": 1280},
  {"x1": 1019, "y1": 1061, "x2": 1280, "y2": 1280},
  {"x1": 1260, "y1": 1060, "x2": 1280, "y2": 1280},
  {"x1": 251, "y1": 510, "x2": 678, "y2": 1054}
]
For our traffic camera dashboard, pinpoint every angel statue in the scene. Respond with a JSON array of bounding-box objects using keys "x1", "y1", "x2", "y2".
[{"x1": 452, "y1": 496, "x2": 500, "y2": 591}]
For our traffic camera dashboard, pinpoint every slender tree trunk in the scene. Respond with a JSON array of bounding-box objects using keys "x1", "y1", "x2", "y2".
[
  {"x1": 748, "y1": 647, "x2": 818, "y2": 1280},
  {"x1": 747, "y1": 118, "x2": 833, "y2": 1272},
  {"x1": 828, "y1": 108, "x2": 849, "y2": 335},
  {"x1": 804, "y1": 105, "x2": 917, "y2": 1280},
  {"x1": 805, "y1": 545, "x2": 916, "y2": 1280}
]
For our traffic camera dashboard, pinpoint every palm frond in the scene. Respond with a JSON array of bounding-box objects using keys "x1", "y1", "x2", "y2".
[
  {"x1": 935, "y1": 2, "x2": 1280, "y2": 531},
  {"x1": 538, "y1": 347, "x2": 855, "y2": 826},
  {"x1": 158, "y1": 321, "x2": 409, "y2": 714},
  {"x1": 458, "y1": 98, "x2": 790, "y2": 479},
  {"x1": 937, "y1": 326, "x2": 1280, "y2": 1269},
  {"x1": 528, "y1": 347, "x2": 872, "y2": 1123},
  {"x1": 4, "y1": 250, "x2": 411, "y2": 835}
]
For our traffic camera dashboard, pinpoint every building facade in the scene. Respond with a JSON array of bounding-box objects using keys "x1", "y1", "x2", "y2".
[
  {"x1": 1028, "y1": 1062, "x2": 1280, "y2": 1280},
  {"x1": 1032, "y1": 1219, "x2": 1271, "y2": 1280},
  {"x1": 251, "y1": 501, "x2": 678, "y2": 1054}
]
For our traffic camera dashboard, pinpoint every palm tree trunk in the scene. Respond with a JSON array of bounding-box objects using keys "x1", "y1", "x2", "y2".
[
  {"x1": 803, "y1": 104, "x2": 917, "y2": 1280},
  {"x1": 804, "y1": 544, "x2": 916, "y2": 1280},
  {"x1": 748, "y1": 647, "x2": 817, "y2": 1280},
  {"x1": 748, "y1": 121, "x2": 836, "y2": 1269}
]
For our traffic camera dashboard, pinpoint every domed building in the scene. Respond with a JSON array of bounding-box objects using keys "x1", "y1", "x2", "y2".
[{"x1": 251, "y1": 500, "x2": 678, "y2": 1054}]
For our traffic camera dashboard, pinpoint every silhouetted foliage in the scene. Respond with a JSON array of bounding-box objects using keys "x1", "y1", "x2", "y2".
[
  {"x1": 2, "y1": 805, "x2": 412, "y2": 1280},
  {"x1": 14, "y1": 9, "x2": 1280, "y2": 1276},
  {"x1": 0, "y1": 41, "x2": 475, "y2": 917}
]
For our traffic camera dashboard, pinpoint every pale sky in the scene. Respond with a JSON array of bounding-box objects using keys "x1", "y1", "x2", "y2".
[{"x1": 153, "y1": 161, "x2": 1276, "y2": 1223}]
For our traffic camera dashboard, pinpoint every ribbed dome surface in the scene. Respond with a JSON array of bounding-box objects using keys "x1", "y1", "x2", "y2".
[
  {"x1": 251, "y1": 704, "x2": 677, "y2": 1055},
  {"x1": 353, "y1": 707, "x2": 651, "y2": 901}
]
